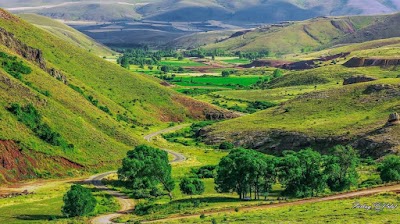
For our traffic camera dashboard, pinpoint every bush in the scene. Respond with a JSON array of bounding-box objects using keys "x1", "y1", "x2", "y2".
[
  {"x1": 191, "y1": 165, "x2": 216, "y2": 178},
  {"x1": 378, "y1": 155, "x2": 400, "y2": 182},
  {"x1": 62, "y1": 185, "x2": 96, "y2": 217},
  {"x1": 219, "y1": 141, "x2": 234, "y2": 150}
]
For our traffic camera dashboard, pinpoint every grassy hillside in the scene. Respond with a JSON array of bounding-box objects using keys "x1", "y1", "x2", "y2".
[
  {"x1": 201, "y1": 37, "x2": 400, "y2": 157},
  {"x1": 0, "y1": 9, "x2": 229, "y2": 184},
  {"x1": 203, "y1": 15, "x2": 384, "y2": 54},
  {"x1": 18, "y1": 13, "x2": 114, "y2": 56}
]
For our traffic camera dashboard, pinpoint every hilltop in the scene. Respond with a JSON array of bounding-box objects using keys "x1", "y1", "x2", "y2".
[{"x1": 0, "y1": 9, "x2": 234, "y2": 184}]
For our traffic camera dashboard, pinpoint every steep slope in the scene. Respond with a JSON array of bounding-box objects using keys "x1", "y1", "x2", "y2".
[
  {"x1": 0, "y1": 9, "x2": 234, "y2": 184},
  {"x1": 334, "y1": 12, "x2": 400, "y2": 45},
  {"x1": 18, "y1": 13, "x2": 114, "y2": 56}
]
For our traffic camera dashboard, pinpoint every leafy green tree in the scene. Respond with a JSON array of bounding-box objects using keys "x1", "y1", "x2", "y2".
[
  {"x1": 278, "y1": 149, "x2": 326, "y2": 197},
  {"x1": 324, "y1": 145, "x2": 359, "y2": 192},
  {"x1": 62, "y1": 185, "x2": 96, "y2": 217},
  {"x1": 272, "y1": 69, "x2": 283, "y2": 78},
  {"x1": 215, "y1": 149, "x2": 276, "y2": 199},
  {"x1": 161, "y1": 65, "x2": 171, "y2": 73},
  {"x1": 180, "y1": 177, "x2": 205, "y2": 197},
  {"x1": 378, "y1": 155, "x2": 400, "y2": 182},
  {"x1": 221, "y1": 70, "x2": 230, "y2": 77},
  {"x1": 118, "y1": 145, "x2": 175, "y2": 200}
]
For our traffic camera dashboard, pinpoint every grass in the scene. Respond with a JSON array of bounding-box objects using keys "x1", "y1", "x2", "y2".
[
  {"x1": 0, "y1": 178, "x2": 119, "y2": 224},
  {"x1": 165, "y1": 192, "x2": 400, "y2": 223},
  {"x1": 171, "y1": 76, "x2": 261, "y2": 88},
  {"x1": 18, "y1": 14, "x2": 115, "y2": 57},
  {"x1": 159, "y1": 58, "x2": 206, "y2": 67}
]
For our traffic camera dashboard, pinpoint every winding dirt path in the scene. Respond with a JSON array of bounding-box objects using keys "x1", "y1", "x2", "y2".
[
  {"x1": 143, "y1": 184, "x2": 400, "y2": 223},
  {"x1": 90, "y1": 125, "x2": 188, "y2": 224}
]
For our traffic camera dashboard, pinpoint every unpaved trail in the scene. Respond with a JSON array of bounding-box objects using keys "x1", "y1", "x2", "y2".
[
  {"x1": 91, "y1": 125, "x2": 188, "y2": 224},
  {"x1": 143, "y1": 184, "x2": 400, "y2": 223}
]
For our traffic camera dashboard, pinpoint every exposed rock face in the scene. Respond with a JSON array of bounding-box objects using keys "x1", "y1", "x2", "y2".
[
  {"x1": 364, "y1": 84, "x2": 395, "y2": 94},
  {"x1": 343, "y1": 75, "x2": 377, "y2": 85},
  {"x1": 0, "y1": 140, "x2": 83, "y2": 184},
  {"x1": 387, "y1": 113, "x2": 400, "y2": 125},
  {"x1": 0, "y1": 27, "x2": 68, "y2": 84},
  {"x1": 344, "y1": 57, "x2": 400, "y2": 68},
  {"x1": 48, "y1": 68, "x2": 68, "y2": 84}
]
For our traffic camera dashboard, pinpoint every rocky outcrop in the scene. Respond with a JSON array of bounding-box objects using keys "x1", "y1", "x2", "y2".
[
  {"x1": 200, "y1": 129, "x2": 350, "y2": 155},
  {"x1": 387, "y1": 113, "x2": 400, "y2": 126},
  {"x1": 0, "y1": 27, "x2": 68, "y2": 84},
  {"x1": 343, "y1": 75, "x2": 377, "y2": 85},
  {"x1": 344, "y1": 57, "x2": 400, "y2": 68}
]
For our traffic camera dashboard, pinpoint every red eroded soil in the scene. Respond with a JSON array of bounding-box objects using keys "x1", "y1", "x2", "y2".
[{"x1": 0, "y1": 140, "x2": 84, "y2": 185}]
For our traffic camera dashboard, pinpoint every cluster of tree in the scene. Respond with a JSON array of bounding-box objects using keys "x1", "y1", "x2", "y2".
[
  {"x1": 215, "y1": 146, "x2": 360, "y2": 199},
  {"x1": 62, "y1": 185, "x2": 96, "y2": 217},
  {"x1": 8, "y1": 103, "x2": 74, "y2": 151},
  {"x1": 236, "y1": 50, "x2": 269, "y2": 61},
  {"x1": 183, "y1": 48, "x2": 229, "y2": 58},
  {"x1": 117, "y1": 48, "x2": 179, "y2": 68},
  {"x1": 221, "y1": 70, "x2": 237, "y2": 77},
  {"x1": 118, "y1": 145, "x2": 175, "y2": 200},
  {"x1": 0, "y1": 51, "x2": 32, "y2": 80}
]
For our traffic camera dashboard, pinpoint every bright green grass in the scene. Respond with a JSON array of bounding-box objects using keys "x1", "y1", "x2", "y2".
[
  {"x1": 166, "y1": 192, "x2": 400, "y2": 223},
  {"x1": 172, "y1": 76, "x2": 261, "y2": 88},
  {"x1": 0, "y1": 179, "x2": 119, "y2": 224},
  {"x1": 159, "y1": 59, "x2": 205, "y2": 67}
]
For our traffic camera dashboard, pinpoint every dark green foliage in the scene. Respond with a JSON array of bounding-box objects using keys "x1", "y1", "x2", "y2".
[
  {"x1": 62, "y1": 185, "x2": 96, "y2": 217},
  {"x1": 8, "y1": 103, "x2": 73, "y2": 151},
  {"x1": 221, "y1": 70, "x2": 231, "y2": 77},
  {"x1": 191, "y1": 165, "x2": 216, "y2": 178},
  {"x1": 179, "y1": 177, "x2": 205, "y2": 196},
  {"x1": 118, "y1": 145, "x2": 175, "y2": 200},
  {"x1": 378, "y1": 155, "x2": 400, "y2": 182},
  {"x1": 324, "y1": 145, "x2": 359, "y2": 192},
  {"x1": 163, "y1": 121, "x2": 215, "y2": 145},
  {"x1": 219, "y1": 141, "x2": 234, "y2": 150},
  {"x1": 117, "y1": 48, "x2": 178, "y2": 68},
  {"x1": 278, "y1": 149, "x2": 326, "y2": 197},
  {"x1": 99, "y1": 105, "x2": 112, "y2": 115},
  {"x1": 0, "y1": 51, "x2": 32, "y2": 80},
  {"x1": 273, "y1": 69, "x2": 283, "y2": 78},
  {"x1": 215, "y1": 149, "x2": 277, "y2": 199}
]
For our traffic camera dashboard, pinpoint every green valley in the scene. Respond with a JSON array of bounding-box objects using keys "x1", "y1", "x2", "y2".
[{"x1": 0, "y1": 3, "x2": 399, "y2": 224}]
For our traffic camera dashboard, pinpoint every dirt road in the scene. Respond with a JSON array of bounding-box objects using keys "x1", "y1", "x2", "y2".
[
  {"x1": 91, "y1": 125, "x2": 188, "y2": 223},
  {"x1": 143, "y1": 184, "x2": 400, "y2": 223}
]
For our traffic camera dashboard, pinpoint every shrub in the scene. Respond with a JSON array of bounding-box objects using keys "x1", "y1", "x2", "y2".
[
  {"x1": 378, "y1": 155, "x2": 400, "y2": 182},
  {"x1": 191, "y1": 165, "x2": 216, "y2": 178},
  {"x1": 219, "y1": 141, "x2": 234, "y2": 150},
  {"x1": 62, "y1": 185, "x2": 96, "y2": 217}
]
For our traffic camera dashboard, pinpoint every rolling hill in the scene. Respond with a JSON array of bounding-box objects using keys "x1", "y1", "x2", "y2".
[
  {"x1": 0, "y1": 9, "x2": 234, "y2": 184},
  {"x1": 18, "y1": 13, "x2": 114, "y2": 56},
  {"x1": 201, "y1": 38, "x2": 400, "y2": 158}
]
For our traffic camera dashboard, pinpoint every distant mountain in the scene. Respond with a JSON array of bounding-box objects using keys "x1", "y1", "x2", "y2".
[{"x1": 2, "y1": 0, "x2": 400, "y2": 23}]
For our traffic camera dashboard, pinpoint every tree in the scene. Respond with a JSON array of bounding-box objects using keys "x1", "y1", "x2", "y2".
[
  {"x1": 62, "y1": 185, "x2": 96, "y2": 217},
  {"x1": 378, "y1": 155, "x2": 400, "y2": 182},
  {"x1": 324, "y1": 145, "x2": 359, "y2": 192},
  {"x1": 272, "y1": 69, "x2": 283, "y2": 78},
  {"x1": 118, "y1": 145, "x2": 175, "y2": 200},
  {"x1": 278, "y1": 149, "x2": 326, "y2": 197},
  {"x1": 161, "y1": 65, "x2": 171, "y2": 74},
  {"x1": 221, "y1": 70, "x2": 230, "y2": 77},
  {"x1": 215, "y1": 149, "x2": 276, "y2": 199},
  {"x1": 180, "y1": 177, "x2": 205, "y2": 197}
]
